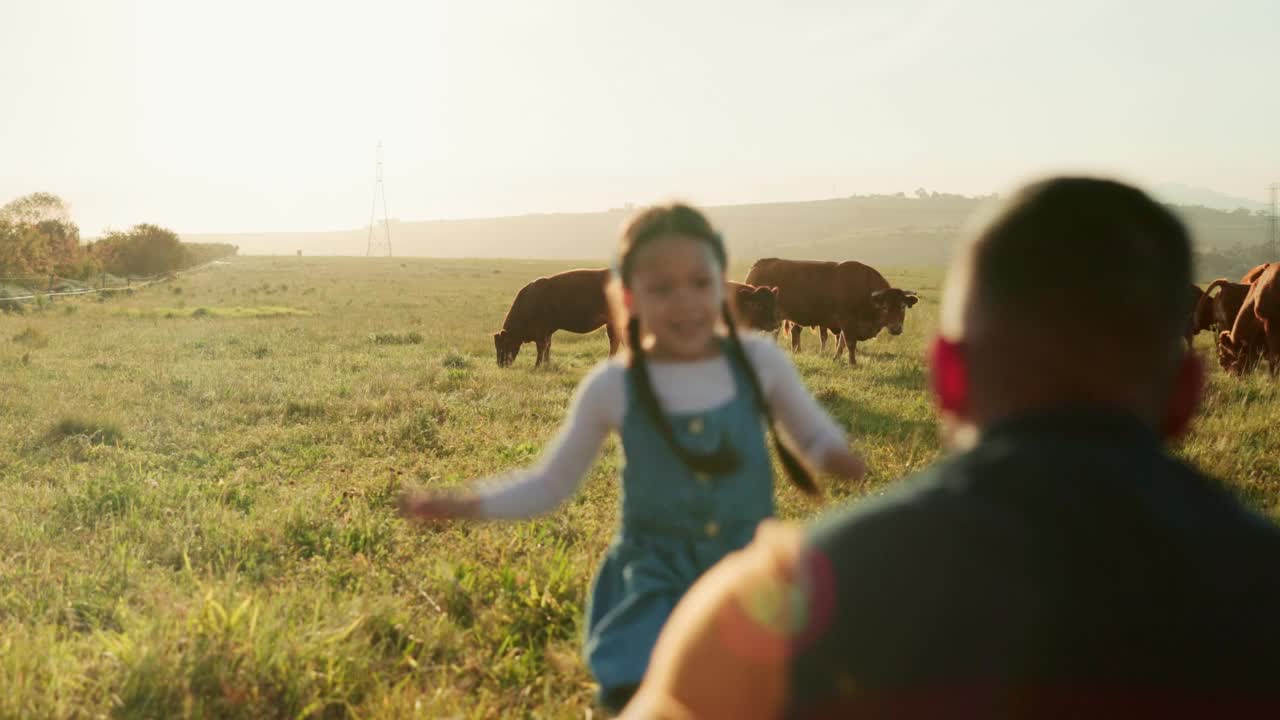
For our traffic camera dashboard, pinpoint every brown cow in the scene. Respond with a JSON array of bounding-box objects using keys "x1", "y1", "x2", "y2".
[
  {"x1": 1242, "y1": 263, "x2": 1272, "y2": 284},
  {"x1": 727, "y1": 281, "x2": 781, "y2": 333},
  {"x1": 493, "y1": 268, "x2": 620, "y2": 367},
  {"x1": 1217, "y1": 263, "x2": 1280, "y2": 376},
  {"x1": 745, "y1": 258, "x2": 917, "y2": 366}
]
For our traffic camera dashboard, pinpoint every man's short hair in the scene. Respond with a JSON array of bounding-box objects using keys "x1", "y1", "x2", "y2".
[{"x1": 966, "y1": 177, "x2": 1193, "y2": 355}]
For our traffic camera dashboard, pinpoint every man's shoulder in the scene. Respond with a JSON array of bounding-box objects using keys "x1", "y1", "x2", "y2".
[
  {"x1": 805, "y1": 456, "x2": 973, "y2": 554},
  {"x1": 804, "y1": 441, "x2": 1280, "y2": 576}
]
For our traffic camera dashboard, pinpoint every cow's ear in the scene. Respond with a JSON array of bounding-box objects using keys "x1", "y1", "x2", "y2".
[
  {"x1": 769, "y1": 286, "x2": 780, "y2": 296},
  {"x1": 754, "y1": 286, "x2": 772, "y2": 298},
  {"x1": 870, "y1": 289, "x2": 887, "y2": 308},
  {"x1": 493, "y1": 331, "x2": 504, "y2": 340},
  {"x1": 905, "y1": 294, "x2": 919, "y2": 308}
]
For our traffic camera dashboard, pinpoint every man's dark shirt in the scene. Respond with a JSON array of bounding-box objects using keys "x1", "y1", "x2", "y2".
[{"x1": 787, "y1": 409, "x2": 1280, "y2": 718}]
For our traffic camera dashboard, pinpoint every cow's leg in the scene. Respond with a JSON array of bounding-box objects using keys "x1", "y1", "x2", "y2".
[
  {"x1": 819, "y1": 326, "x2": 829, "y2": 352},
  {"x1": 534, "y1": 335, "x2": 549, "y2": 368},
  {"x1": 606, "y1": 323, "x2": 620, "y2": 356},
  {"x1": 790, "y1": 323, "x2": 804, "y2": 353},
  {"x1": 832, "y1": 331, "x2": 847, "y2": 361},
  {"x1": 1265, "y1": 320, "x2": 1280, "y2": 377},
  {"x1": 838, "y1": 322, "x2": 858, "y2": 367}
]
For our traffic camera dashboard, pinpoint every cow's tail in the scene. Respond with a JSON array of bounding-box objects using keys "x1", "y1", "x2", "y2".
[
  {"x1": 1203, "y1": 279, "x2": 1233, "y2": 298},
  {"x1": 1196, "y1": 279, "x2": 1240, "y2": 333}
]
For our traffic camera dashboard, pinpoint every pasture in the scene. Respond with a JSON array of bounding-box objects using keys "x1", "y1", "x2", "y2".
[{"x1": 2, "y1": 256, "x2": 1278, "y2": 719}]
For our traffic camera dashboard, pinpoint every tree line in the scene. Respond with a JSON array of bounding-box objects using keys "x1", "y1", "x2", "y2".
[{"x1": 0, "y1": 192, "x2": 237, "y2": 279}]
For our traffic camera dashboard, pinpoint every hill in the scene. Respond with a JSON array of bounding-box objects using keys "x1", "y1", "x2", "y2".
[{"x1": 183, "y1": 193, "x2": 1275, "y2": 270}]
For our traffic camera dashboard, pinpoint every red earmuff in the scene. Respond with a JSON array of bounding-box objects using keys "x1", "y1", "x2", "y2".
[
  {"x1": 1162, "y1": 351, "x2": 1204, "y2": 440},
  {"x1": 929, "y1": 336, "x2": 969, "y2": 417}
]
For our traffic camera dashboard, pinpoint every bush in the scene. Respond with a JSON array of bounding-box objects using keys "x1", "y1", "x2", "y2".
[
  {"x1": 182, "y1": 242, "x2": 238, "y2": 266},
  {"x1": 0, "y1": 294, "x2": 24, "y2": 315},
  {"x1": 91, "y1": 224, "x2": 191, "y2": 277},
  {"x1": 369, "y1": 332, "x2": 423, "y2": 346},
  {"x1": 45, "y1": 417, "x2": 125, "y2": 446},
  {"x1": 442, "y1": 350, "x2": 471, "y2": 370},
  {"x1": 12, "y1": 326, "x2": 48, "y2": 347}
]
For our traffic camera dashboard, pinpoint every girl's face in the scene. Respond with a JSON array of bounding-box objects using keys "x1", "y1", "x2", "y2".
[{"x1": 627, "y1": 233, "x2": 724, "y2": 360}]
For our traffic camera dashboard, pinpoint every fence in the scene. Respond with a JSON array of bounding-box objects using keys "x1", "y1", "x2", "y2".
[{"x1": 0, "y1": 262, "x2": 224, "y2": 306}]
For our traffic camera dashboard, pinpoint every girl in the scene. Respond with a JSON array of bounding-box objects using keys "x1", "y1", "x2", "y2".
[{"x1": 399, "y1": 203, "x2": 866, "y2": 714}]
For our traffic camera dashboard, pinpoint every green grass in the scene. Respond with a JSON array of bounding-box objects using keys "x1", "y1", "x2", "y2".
[
  {"x1": 0, "y1": 256, "x2": 1277, "y2": 718},
  {"x1": 121, "y1": 305, "x2": 313, "y2": 319}
]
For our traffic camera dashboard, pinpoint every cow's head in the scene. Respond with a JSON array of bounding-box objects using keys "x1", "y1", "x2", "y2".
[
  {"x1": 494, "y1": 330, "x2": 520, "y2": 367},
  {"x1": 1216, "y1": 332, "x2": 1250, "y2": 376},
  {"x1": 736, "y1": 285, "x2": 781, "y2": 332},
  {"x1": 870, "y1": 288, "x2": 919, "y2": 335}
]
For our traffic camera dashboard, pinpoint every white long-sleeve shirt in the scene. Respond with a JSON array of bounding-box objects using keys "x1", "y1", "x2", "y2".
[{"x1": 476, "y1": 334, "x2": 850, "y2": 519}]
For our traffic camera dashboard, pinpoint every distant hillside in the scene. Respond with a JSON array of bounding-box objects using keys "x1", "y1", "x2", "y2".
[
  {"x1": 1152, "y1": 182, "x2": 1266, "y2": 212},
  {"x1": 183, "y1": 192, "x2": 1273, "y2": 269}
]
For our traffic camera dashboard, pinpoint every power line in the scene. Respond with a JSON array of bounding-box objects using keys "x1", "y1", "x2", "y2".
[
  {"x1": 1269, "y1": 183, "x2": 1278, "y2": 259},
  {"x1": 366, "y1": 141, "x2": 393, "y2": 257}
]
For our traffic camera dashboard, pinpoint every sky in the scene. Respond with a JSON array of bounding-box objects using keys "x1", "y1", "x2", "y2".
[{"x1": 1, "y1": 0, "x2": 1277, "y2": 235}]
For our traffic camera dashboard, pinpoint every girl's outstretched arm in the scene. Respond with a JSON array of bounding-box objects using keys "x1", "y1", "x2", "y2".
[
  {"x1": 400, "y1": 362, "x2": 623, "y2": 522},
  {"x1": 744, "y1": 336, "x2": 867, "y2": 483}
]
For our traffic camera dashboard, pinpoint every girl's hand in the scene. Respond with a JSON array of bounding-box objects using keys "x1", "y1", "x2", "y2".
[{"x1": 397, "y1": 489, "x2": 481, "y2": 522}]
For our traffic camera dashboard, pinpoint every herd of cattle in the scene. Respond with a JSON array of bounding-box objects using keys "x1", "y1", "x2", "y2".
[
  {"x1": 1191, "y1": 261, "x2": 1280, "y2": 377},
  {"x1": 492, "y1": 258, "x2": 917, "y2": 368},
  {"x1": 492, "y1": 256, "x2": 1280, "y2": 378}
]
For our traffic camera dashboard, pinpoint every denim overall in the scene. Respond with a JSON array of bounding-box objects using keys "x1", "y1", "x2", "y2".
[{"x1": 583, "y1": 340, "x2": 776, "y2": 704}]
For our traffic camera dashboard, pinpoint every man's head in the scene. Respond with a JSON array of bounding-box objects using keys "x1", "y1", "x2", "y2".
[{"x1": 931, "y1": 177, "x2": 1203, "y2": 446}]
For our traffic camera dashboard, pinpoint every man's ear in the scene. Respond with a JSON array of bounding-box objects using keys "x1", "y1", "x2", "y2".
[
  {"x1": 1162, "y1": 351, "x2": 1204, "y2": 440},
  {"x1": 929, "y1": 336, "x2": 969, "y2": 418}
]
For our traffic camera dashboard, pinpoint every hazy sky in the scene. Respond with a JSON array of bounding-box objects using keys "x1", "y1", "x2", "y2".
[{"x1": 2, "y1": 0, "x2": 1277, "y2": 234}]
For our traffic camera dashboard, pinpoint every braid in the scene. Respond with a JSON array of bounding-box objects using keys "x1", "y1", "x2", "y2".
[
  {"x1": 722, "y1": 304, "x2": 820, "y2": 496},
  {"x1": 627, "y1": 317, "x2": 738, "y2": 474}
]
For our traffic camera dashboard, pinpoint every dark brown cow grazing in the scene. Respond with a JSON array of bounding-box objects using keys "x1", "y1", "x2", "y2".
[
  {"x1": 745, "y1": 258, "x2": 918, "y2": 366},
  {"x1": 1217, "y1": 263, "x2": 1280, "y2": 376},
  {"x1": 493, "y1": 268, "x2": 620, "y2": 367},
  {"x1": 1193, "y1": 279, "x2": 1251, "y2": 341},
  {"x1": 726, "y1": 281, "x2": 781, "y2": 332},
  {"x1": 1186, "y1": 284, "x2": 1204, "y2": 346}
]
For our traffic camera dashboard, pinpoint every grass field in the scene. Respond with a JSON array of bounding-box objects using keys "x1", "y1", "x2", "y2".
[{"x1": 2, "y1": 256, "x2": 1278, "y2": 719}]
